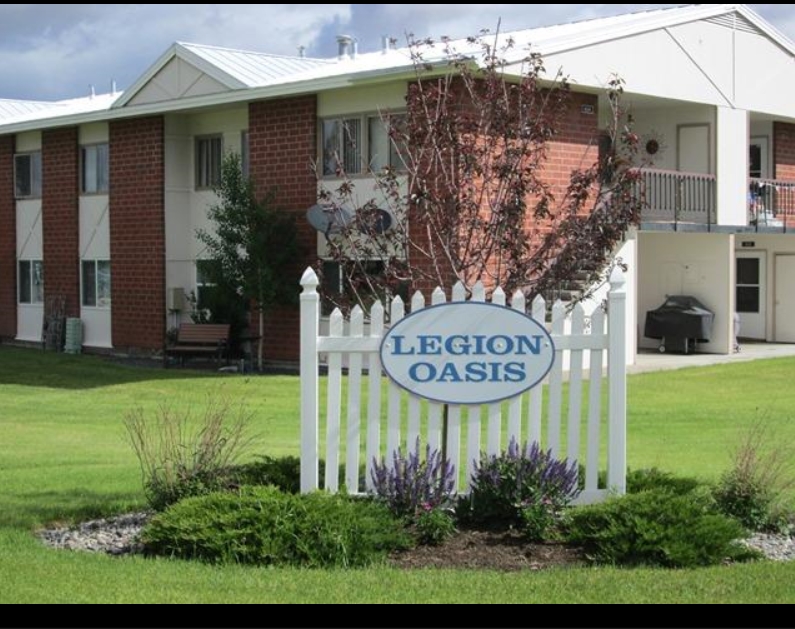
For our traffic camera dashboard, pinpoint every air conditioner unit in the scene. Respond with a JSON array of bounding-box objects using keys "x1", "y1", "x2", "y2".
[{"x1": 167, "y1": 287, "x2": 186, "y2": 313}]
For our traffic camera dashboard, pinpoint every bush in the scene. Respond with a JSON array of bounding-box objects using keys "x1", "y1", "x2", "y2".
[
  {"x1": 415, "y1": 507, "x2": 457, "y2": 547},
  {"x1": 626, "y1": 468, "x2": 702, "y2": 495},
  {"x1": 141, "y1": 487, "x2": 412, "y2": 568},
  {"x1": 459, "y1": 440, "x2": 580, "y2": 536},
  {"x1": 565, "y1": 489, "x2": 754, "y2": 568},
  {"x1": 713, "y1": 421, "x2": 795, "y2": 533},
  {"x1": 233, "y1": 456, "x2": 301, "y2": 494},
  {"x1": 371, "y1": 440, "x2": 456, "y2": 518},
  {"x1": 123, "y1": 395, "x2": 253, "y2": 511}
]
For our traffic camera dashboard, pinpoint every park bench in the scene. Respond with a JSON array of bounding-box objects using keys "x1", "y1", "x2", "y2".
[{"x1": 165, "y1": 323, "x2": 231, "y2": 368}]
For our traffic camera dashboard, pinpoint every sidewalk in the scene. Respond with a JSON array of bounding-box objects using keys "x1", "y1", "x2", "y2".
[{"x1": 630, "y1": 342, "x2": 795, "y2": 375}]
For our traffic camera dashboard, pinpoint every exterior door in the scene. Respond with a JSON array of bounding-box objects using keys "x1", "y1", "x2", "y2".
[
  {"x1": 776, "y1": 255, "x2": 795, "y2": 343},
  {"x1": 678, "y1": 124, "x2": 711, "y2": 174},
  {"x1": 737, "y1": 253, "x2": 766, "y2": 340}
]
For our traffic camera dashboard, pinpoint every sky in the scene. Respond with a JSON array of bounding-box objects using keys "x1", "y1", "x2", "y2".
[{"x1": 1, "y1": 3, "x2": 794, "y2": 101}]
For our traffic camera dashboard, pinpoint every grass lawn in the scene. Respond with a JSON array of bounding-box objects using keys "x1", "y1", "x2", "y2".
[{"x1": 1, "y1": 346, "x2": 794, "y2": 604}]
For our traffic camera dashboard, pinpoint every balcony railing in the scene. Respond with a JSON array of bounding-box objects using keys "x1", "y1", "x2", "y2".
[
  {"x1": 638, "y1": 169, "x2": 717, "y2": 230},
  {"x1": 749, "y1": 178, "x2": 795, "y2": 233}
]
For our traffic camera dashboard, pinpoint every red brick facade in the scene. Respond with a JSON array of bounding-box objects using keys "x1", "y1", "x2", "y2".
[
  {"x1": 0, "y1": 136, "x2": 15, "y2": 339},
  {"x1": 774, "y1": 122, "x2": 795, "y2": 181},
  {"x1": 109, "y1": 116, "x2": 166, "y2": 352},
  {"x1": 248, "y1": 96, "x2": 318, "y2": 362},
  {"x1": 42, "y1": 128, "x2": 80, "y2": 318}
]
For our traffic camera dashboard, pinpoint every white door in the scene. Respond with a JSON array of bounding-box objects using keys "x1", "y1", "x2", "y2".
[
  {"x1": 678, "y1": 124, "x2": 711, "y2": 174},
  {"x1": 776, "y1": 255, "x2": 795, "y2": 343},
  {"x1": 737, "y1": 253, "x2": 766, "y2": 340}
]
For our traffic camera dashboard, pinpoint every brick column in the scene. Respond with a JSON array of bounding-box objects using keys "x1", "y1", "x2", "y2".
[
  {"x1": 249, "y1": 96, "x2": 318, "y2": 362},
  {"x1": 42, "y1": 128, "x2": 80, "y2": 318},
  {"x1": 774, "y1": 122, "x2": 795, "y2": 181},
  {"x1": 0, "y1": 136, "x2": 15, "y2": 339},
  {"x1": 109, "y1": 117, "x2": 166, "y2": 352}
]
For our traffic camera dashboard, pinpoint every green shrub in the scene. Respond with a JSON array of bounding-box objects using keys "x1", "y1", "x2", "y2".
[
  {"x1": 233, "y1": 456, "x2": 301, "y2": 494},
  {"x1": 458, "y1": 441, "x2": 579, "y2": 536},
  {"x1": 415, "y1": 507, "x2": 456, "y2": 547},
  {"x1": 123, "y1": 395, "x2": 253, "y2": 511},
  {"x1": 712, "y1": 421, "x2": 795, "y2": 533},
  {"x1": 626, "y1": 468, "x2": 702, "y2": 495},
  {"x1": 565, "y1": 490, "x2": 754, "y2": 568},
  {"x1": 141, "y1": 487, "x2": 412, "y2": 568}
]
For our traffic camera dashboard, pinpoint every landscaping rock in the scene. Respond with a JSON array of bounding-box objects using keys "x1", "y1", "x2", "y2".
[
  {"x1": 40, "y1": 513, "x2": 151, "y2": 556},
  {"x1": 742, "y1": 534, "x2": 795, "y2": 562}
]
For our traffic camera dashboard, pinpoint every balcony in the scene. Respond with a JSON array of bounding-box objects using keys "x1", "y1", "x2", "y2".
[
  {"x1": 637, "y1": 170, "x2": 795, "y2": 234},
  {"x1": 638, "y1": 169, "x2": 717, "y2": 231}
]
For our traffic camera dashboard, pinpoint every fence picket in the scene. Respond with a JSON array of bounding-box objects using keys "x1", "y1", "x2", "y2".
[
  {"x1": 387, "y1": 296, "x2": 405, "y2": 461},
  {"x1": 528, "y1": 295, "x2": 546, "y2": 448},
  {"x1": 548, "y1": 301, "x2": 567, "y2": 460},
  {"x1": 366, "y1": 301, "x2": 385, "y2": 492},
  {"x1": 427, "y1": 288, "x2": 447, "y2": 453},
  {"x1": 346, "y1": 307, "x2": 364, "y2": 492},
  {"x1": 466, "y1": 282, "x2": 487, "y2": 486},
  {"x1": 586, "y1": 308, "x2": 605, "y2": 493},
  {"x1": 508, "y1": 290, "x2": 526, "y2": 446},
  {"x1": 486, "y1": 288, "x2": 506, "y2": 456},
  {"x1": 448, "y1": 282, "x2": 467, "y2": 492},
  {"x1": 567, "y1": 304, "x2": 585, "y2": 467},
  {"x1": 407, "y1": 292, "x2": 426, "y2": 452},
  {"x1": 325, "y1": 309, "x2": 344, "y2": 493}
]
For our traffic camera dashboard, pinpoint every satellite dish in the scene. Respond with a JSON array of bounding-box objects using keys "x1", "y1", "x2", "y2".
[
  {"x1": 306, "y1": 204, "x2": 354, "y2": 236},
  {"x1": 366, "y1": 208, "x2": 395, "y2": 235}
]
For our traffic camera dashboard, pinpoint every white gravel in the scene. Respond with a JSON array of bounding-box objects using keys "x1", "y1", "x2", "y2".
[{"x1": 39, "y1": 513, "x2": 150, "y2": 556}]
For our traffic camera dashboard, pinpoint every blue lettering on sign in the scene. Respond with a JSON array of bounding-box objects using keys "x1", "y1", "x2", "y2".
[{"x1": 380, "y1": 302, "x2": 556, "y2": 406}]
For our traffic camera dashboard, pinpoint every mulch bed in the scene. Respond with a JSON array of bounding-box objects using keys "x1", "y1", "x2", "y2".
[{"x1": 390, "y1": 528, "x2": 584, "y2": 571}]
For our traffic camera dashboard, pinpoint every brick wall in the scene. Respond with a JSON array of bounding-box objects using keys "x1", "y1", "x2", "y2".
[
  {"x1": 774, "y1": 122, "x2": 795, "y2": 181},
  {"x1": 42, "y1": 128, "x2": 80, "y2": 318},
  {"x1": 0, "y1": 136, "x2": 15, "y2": 339},
  {"x1": 248, "y1": 96, "x2": 318, "y2": 362},
  {"x1": 109, "y1": 117, "x2": 166, "y2": 352}
]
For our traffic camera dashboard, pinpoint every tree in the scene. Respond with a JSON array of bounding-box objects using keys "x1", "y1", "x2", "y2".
[
  {"x1": 318, "y1": 31, "x2": 644, "y2": 311},
  {"x1": 198, "y1": 153, "x2": 299, "y2": 371}
]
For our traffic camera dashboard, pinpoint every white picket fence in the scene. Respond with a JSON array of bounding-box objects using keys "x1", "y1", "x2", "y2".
[{"x1": 300, "y1": 268, "x2": 627, "y2": 505}]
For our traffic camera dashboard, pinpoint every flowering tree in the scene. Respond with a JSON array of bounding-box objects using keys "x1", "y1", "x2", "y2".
[{"x1": 319, "y1": 32, "x2": 644, "y2": 311}]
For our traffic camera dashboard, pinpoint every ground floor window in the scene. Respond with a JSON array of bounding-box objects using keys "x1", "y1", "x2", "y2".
[
  {"x1": 82, "y1": 260, "x2": 112, "y2": 308},
  {"x1": 18, "y1": 260, "x2": 44, "y2": 305},
  {"x1": 195, "y1": 260, "x2": 221, "y2": 313},
  {"x1": 321, "y1": 260, "x2": 409, "y2": 315}
]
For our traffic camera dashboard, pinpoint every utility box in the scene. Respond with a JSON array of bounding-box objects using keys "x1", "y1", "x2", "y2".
[{"x1": 167, "y1": 287, "x2": 186, "y2": 313}]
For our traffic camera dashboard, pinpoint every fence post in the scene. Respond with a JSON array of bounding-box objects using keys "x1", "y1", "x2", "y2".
[
  {"x1": 607, "y1": 267, "x2": 627, "y2": 495},
  {"x1": 300, "y1": 268, "x2": 320, "y2": 494}
]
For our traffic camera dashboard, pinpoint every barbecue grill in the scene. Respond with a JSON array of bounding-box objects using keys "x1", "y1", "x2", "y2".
[{"x1": 644, "y1": 296, "x2": 715, "y2": 354}]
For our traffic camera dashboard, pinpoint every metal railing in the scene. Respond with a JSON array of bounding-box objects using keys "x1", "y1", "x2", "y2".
[
  {"x1": 638, "y1": 169, "x2": 717, "y2": 230},
  {"x1": 749, "y1": 178, "x2": 795, "y2": 233}
]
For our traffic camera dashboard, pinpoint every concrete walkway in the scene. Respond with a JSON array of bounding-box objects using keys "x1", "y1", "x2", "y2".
[{"x1": 630, "y1": 342, "x2": 795, "y2": 375}]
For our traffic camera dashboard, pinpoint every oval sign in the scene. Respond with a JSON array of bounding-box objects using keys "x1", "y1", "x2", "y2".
[{"x1": 380, "y1": 303, "x2": 555, "y2": 406}]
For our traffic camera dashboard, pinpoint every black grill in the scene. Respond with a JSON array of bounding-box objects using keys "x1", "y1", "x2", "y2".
[{"x1": 644, "y1": 296, "x2": 715, "y2": 354}]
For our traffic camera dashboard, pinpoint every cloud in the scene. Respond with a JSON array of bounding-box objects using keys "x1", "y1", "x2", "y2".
[{"x1": 0, "y1": 3, "x2": 791, "y2": 101}]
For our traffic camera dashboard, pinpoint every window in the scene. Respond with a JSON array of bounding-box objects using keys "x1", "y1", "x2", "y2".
[
  {"x1": 368, "y1": 115, "x2": 404, "y2": 172},
  {"x1": 81, "y1": 144, "x2": 109, "y2": 194},
  {"x1": 737, "y1": 258, "x2": 761, "y2": 314},
  {"x1": 82, "y1": 260, "x2": 111, "y2": 308},
  {"x1": 321, "y1": 260, "x2": 409, "y2": 315},
  {"x1": 241, "y1": 131, "x2": 250, "y2": 178},
  {"x1": 322, "y1": 118, "x2": 362, "y2": 176},
  {"x1": 14, "y1": 153, "x2": 42, "y2": 199},
  {"x1": 18, "y1": 260, "x2": 44, "y2": 305},
  {"x1": 196, "y1": 260, "x2": 220, "y2": 312},
  {"x1": 196, "y1": 136, "x2": 223, "y2": 189}
]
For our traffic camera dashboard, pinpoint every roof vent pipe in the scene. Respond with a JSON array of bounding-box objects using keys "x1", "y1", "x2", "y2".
[
  {"x1": 111, "y1": 80, "x2": 118, "y2": 96},
  {"x1": 298, "y1": 45, "x2": 306, "y2": 59},
  {"x1": 382, "y1": 36, "x2": 391, "y2": 54},
  {"x1": 352, "y1": 39, "x2": 359, "y2": 60},
  {"x1": 89, "y1": 85, "x2": 96, "y2": 99},
  {"x1": 337, "y1": 35, "x2": 354, "y2": 61}
]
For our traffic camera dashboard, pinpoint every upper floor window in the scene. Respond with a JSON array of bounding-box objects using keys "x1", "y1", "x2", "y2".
[
  {"x1": 196, "y1": 136, "x2": 223, "y2": 190},
  {"x1": 81, "y1": 144, "x2": 109, "y2": 195},
  {"x1": 321, "y1": 115, "x2": 405, "y2": 177},
  {"x1": 19, "y1": 260, "x2": 44, "y2": 305},
  {"x1": 14, "y1": 152, "x2": 42, "y2": 200}
]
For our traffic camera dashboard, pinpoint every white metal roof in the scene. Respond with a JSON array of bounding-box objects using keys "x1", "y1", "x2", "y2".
[{"x1": 0, "y1": 4, "x2": 792, "y2": 133}]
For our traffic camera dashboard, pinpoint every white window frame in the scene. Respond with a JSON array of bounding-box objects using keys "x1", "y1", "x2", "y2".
[
  {"x1": 18, "y1": 260, "x2": 44, "y2": 305},
  {"x1": 195, "y1": 136, "x2": 223, "y2": 190},
  {"x1": 195, "y1": 260, "x2": 219, "y2": 313},
  {"x1": 81, "y1": 144, "x2": 110, "y2": 195},
  {"x1": 320, "y1": 113, "x2": 406, "y2": 178},
  {"x1": 81, "y1": 260, "x2": 112, "y2": 309},
  {"x1": 14, "y1": 152, "x2": 42, "y2": 200}
]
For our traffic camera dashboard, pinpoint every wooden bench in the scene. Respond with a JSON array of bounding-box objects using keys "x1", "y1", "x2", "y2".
[{"x1": 165, "y1": 324, "x2": 231, "y2": 368}]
